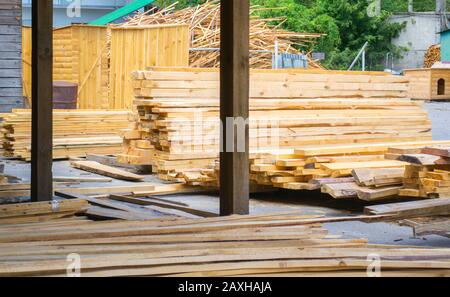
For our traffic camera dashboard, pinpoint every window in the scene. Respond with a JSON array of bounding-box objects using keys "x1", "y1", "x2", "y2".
[{"x1": 438, "y1": 79, "x2": 446, "y2": 95}]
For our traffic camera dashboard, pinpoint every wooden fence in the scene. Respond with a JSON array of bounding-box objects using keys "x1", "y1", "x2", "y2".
[
  {"x1": 22, "y1": 24, "x2": 189, "y2": 109},
  {"x1": 109, "y1": 25, "x2": 190, "y2": 109}
]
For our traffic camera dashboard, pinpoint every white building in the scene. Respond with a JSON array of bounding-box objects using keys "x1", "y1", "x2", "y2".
[
  {"x1": 22, "y1": 0, "x2": 131, "y2": 27},
  {"x1": 388, "y1": 0, "x2": 449, "y2": 71}
]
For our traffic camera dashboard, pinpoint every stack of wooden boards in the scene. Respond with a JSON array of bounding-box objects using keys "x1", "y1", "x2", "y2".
[
  {"x1": 385, "y1": 146, "x2": 450, "y2": 198},
  {"x1": 0, "y1": 109, "x2": 131, "y2": 160},
  {"x1": 0, "y1": 210, "x2": 449, "y2": 276},
  {"x1": 0, "y1": 199, "x2": 88, "y2": 224},
  {"x1": 250, "y1": 141, "x2": 450, "y2": 201},
  {"x1": 118, "y1": 68, "x2": 431, "y2": 184}
]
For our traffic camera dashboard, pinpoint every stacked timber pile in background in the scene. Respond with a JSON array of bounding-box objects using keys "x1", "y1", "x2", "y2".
[
  {"x1": 424, "y1": 44, "x2": 441, "y2": 68},
  {"x1": 385, "y1": 146, "x2": 450, "y2": 198},
  {"x1": 121, "y1": 1, "x2": 324, "y2": 69},
  {"x1": 0, "y1": 110, "x2": 131, "y2": 161},
  {"x1": 118, "y1": 67, "x2": 433, "y2": 187},
  {"x1": 1, "y1": 210, "x2": 450, "y2": 276}
]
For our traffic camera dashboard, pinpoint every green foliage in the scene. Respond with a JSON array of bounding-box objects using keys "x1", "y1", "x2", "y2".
[{"x1": 251, "y1": 0, "x2": 406, "y2": 70}]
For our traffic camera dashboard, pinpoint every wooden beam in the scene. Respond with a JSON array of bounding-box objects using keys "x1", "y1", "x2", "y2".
[
  {"x1": 31, "y1": 0, "x2": 53, "y2": 202},
  {"x1": 219, "y1": 0, "x2": 250, "y2": 215}
]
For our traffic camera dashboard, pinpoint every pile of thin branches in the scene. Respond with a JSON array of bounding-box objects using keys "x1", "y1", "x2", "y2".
[{"x1": 120, "y1": 1, "x2": 324, "y2": 69}]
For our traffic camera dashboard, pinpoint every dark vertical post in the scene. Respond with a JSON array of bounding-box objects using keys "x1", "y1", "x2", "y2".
[
  {"x1": 31, "y1": 0, "x2": 53, "y2": 202},
  {"x1": 220, "y1": 0, "x2": 250, "y2": 215}
]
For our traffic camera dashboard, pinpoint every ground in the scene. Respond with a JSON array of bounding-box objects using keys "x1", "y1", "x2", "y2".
[{"x1": 2, "y1": 102, "x2": 450, "y2": 247}]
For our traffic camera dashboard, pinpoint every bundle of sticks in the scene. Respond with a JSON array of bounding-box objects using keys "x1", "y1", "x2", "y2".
[{"x1": 120, "y1": 1, "x2": 324, "y2": 69}]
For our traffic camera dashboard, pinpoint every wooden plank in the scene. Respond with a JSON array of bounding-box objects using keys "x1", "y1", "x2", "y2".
[
  {"x1": 357, "y1": 186, "x2": 403, "y2": 201},
  {"x1": 55, "y1": 192, "x2": 157, "y2": 221},
  {"x1": 365, "y1": 198, "x2": 450, "y2": 219},
  {"x1": 86, "y1": 154, "x2": 151, "y2": 173},
  {"x1": 422, "y1": 147, "x2": 450, "y2": 158},
  {"x1": 52, "y1": 176, "x2": 112, "y2": 183},
  {"x1": 109, "y1": 195, "x2": 218, "y2": 218},
  {"x1": 321, "y1": 182, "x2": 364, "y2": 199},
  {"x1": 71, "y1": 161, "x2": 144, "y2": 181},
  {"x1": 397, "y1": 154, "x2": 442, "y2": 165},
  {"x1": 352, "y1": 168, "x2": 404, "y2": 187}
]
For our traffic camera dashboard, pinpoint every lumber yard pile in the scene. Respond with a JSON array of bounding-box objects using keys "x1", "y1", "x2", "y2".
[
  {"x1": 121, "y1": 1, "x2": 324, "y2": 69},
  {"x1": 118, "y1": 67, "x2": 431, "y2": 186},
  {"x1": 250, "y1": 141, "x2": 450, "y2": 201},
  {"x1": 0, "y1": 208, "x2": 449, "y2": 277},
  {"x1": 385, "y1": 145, "x2": 450, "y2": 198},
  {"x1": 0, "y1": 109, "x2": 131, "y2": 161}
]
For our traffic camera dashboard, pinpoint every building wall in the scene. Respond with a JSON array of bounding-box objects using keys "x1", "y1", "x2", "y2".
[
  {"x1": 0, "y1": 0, "x2": 23, "y2": 113},
  {"x1": 389, "y1": 13, "x2": 443, "y2": 71},
  {"x1": 441, "y1": 31, "x2": 450, "y2": 62},
  {"x1": 22, "y1": 0, "x2": 130, "y2": 27}
]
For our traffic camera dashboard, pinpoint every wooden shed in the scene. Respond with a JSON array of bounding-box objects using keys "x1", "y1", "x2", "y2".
[
  {"x1": 404, "y1": 68, "x2": 450, "y2": 100},
  {"x1": 0, "y1": 0, "x2": 23, "y2": 112},
  {"x1": 23, "y1": 25, "x2": 110, "y2": 109},
  {"x1": 22, "y1": 24, "x2": 189, "y2": 110}
]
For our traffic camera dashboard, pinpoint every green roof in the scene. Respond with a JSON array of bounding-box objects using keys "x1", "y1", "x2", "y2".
[{"x1": 89, "y1": 0, "x2": 156, "y2": 26}]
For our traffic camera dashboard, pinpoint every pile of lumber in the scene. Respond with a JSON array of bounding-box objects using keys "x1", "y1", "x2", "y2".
[
  {"x1": 120, "y1": 1, "x2": 324, "y2": 69},
  {"x1": 386, "y1": 146, "x2": 450, "y2": 198},
  {"x1": 0, "y1": 109, "x2": 131, "y2": 160},
  {"x1": 424, "y1": 44, "x2": 441, "y2": 68},
  {"x1": 249, "y1": 141, "x2": 450, "y2": 201},
  {"x1": 118, "y1": 68, "x2": 424, "y2": 184},
  {"x1": 0, "y1": 210, "x2": 449, "y2": 276}
]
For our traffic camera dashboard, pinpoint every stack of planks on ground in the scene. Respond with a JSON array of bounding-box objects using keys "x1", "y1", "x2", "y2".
[
  {"x1": 385, "y1": 146, "x2": 450, "y2": 198},
  {"x1": 0, "y1": 109, "x2": 131, "y2": 160},
  {"x1": 0, "y1": 199, "x2": 88, "y2": 224},
  {"x1": 250, "y1": 141, "x2": 450, "y2": 201},
  {"x1": 0, "y1": 211, "x2": 449, "y2": 276},
  {"x1": 118, "y1": 68, "x2": 429, "y2": 184}
]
